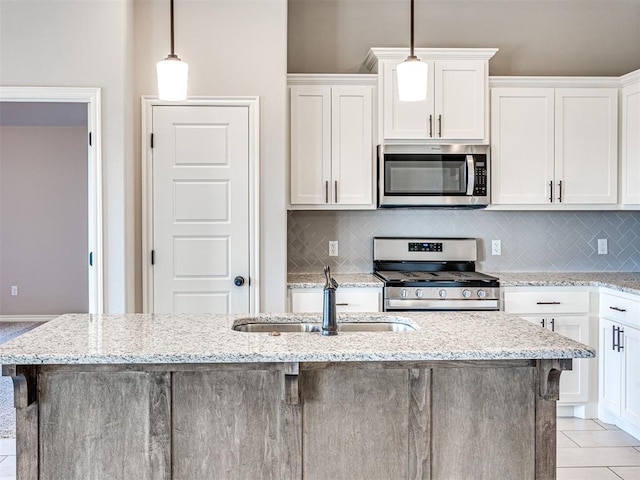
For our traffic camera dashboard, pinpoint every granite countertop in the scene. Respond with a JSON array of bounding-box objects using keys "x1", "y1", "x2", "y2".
[
  {"x1": 491, "y1": 272, "x2": 640, "y2": 296},
  {"x1": 0, "y1": 312, "x2": 594, "y2": 365},
  {"x1": 287, "y1": 272, "x2": 640, "y2": 295},
  {"x1": 288, "y1": 273, "x2": 383, "y2": 288}
]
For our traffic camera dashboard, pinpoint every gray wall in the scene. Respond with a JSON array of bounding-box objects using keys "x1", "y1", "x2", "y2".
[
  {"x1": 0, "y1": 126, "x2": 88, "y2": 315},
  {"x1": 288, "y1": 0, "x2": 640, "y2": 76},
  {"x1": 288, "y1": 210, "x2": 640, "y2": 273}
]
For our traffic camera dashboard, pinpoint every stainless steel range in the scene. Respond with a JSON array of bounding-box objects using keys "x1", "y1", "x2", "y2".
[{"x1": 373, "y1": 237, "x2": 500, "y2": 311}]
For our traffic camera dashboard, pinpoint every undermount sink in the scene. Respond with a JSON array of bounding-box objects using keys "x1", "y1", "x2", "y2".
[{"x1": 232, "y1": 319, "x2": 417, "y2": 333}]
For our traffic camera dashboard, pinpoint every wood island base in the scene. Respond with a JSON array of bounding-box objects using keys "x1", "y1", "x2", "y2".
[{"x1": 4, "y1": 358, "x2": 570, "y2": 480}]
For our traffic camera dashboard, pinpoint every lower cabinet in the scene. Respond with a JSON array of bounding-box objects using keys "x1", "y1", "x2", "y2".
[
  {"x1": 598, "y1": 290, "x2": 640, "y2": 439},
  {"x1": 503, "y1": 287, "x2": 597, "y2": 416},
  {"x1": 288, "y1": 287, "x2": 382, "y2": 313}
]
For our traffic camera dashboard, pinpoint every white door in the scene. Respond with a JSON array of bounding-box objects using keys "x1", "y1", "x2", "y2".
[
  {"x1": 152, "y1": 105, "x2": 250, "y2": 313},
  {"x1": 552, "y1": 316, "x2": 590, "y2": 403},
  {"x1": 435, "y1": 60, "x2": 485, "y2": 140},
  {"x1": 599, "y1": 319, "x2": 622, "y2": 417},
  {"x1": 490, "y1": 88, "x2": 555, "y2": 205},
  {"x1": 555, "y1": 88, "x2": 618, "y2": 204},
  {"x1": 621, "y1": 325, "x2": 640, "y2": 429}
]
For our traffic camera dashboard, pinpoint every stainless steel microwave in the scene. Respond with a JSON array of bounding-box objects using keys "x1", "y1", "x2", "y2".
[{"x1": 378, "y1": 144, "x2": 490, "y2": 208}]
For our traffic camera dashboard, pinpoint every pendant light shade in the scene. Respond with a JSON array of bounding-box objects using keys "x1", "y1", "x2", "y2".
[
  {"x1": 397, "y1": 0, "x2": 428, "y2": 102},
  {"x1": 157, "y1": 0, "x2": 188, "y2": 101}
]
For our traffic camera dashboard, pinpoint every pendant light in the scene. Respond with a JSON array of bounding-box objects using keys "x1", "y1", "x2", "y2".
[
  {"x1": 396, "y1": 0, "x2": 428, "y2": 102},
  {"x1": 156, "y1": 0, "x2": 188, "y2": 101}
]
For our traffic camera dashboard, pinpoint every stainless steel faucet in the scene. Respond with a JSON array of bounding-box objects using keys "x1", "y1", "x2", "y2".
[{"x1": 322, "y1": 265, "x2": 338, "y2": 336}]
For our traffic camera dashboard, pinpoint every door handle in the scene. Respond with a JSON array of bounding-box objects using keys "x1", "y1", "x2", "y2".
[
  {"x1": 234, "y1": 276, "x2": 246, "y2": 287},
  {"x1": 536, "y1": 301, "x2": 561, "y2": 305},
  {"x1": 558, "y1": 180, "x2": 563, "y2": 203},
  {"x1": 438, "y1": 114, "x2": 442, "y2": 138},
  {"x1": 428, "y1": 114, "x2": 433, "y2": 137},
  {"x1": 334, "y1": 180, "x2": 338, "y2": 203},
  {"x1": 609, "y1": 306, "x2": 626, "y2": 313},
  {"x1": 549, "y1": 181, "x2": 553, "y2": 203},
  {"x1": 325, "y1": 181, "x2": 329, "y2": 203}
]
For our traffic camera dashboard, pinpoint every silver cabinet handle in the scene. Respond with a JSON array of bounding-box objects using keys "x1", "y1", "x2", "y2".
[
  {"x1": 428, "y1": 114, "x2": 433, "y2": 137},
  {"x1": 325, "y1": 181, "x2": 329, "y2": 204},
  {"x1": 334, "y1": 180, "x2": 338, "y2": 203},
  {"x1": 549, "y1": 181, "x2": 553, "y2": 203},
  {"x1": 558, "y1": 180, "x2": 563, "y2": 203}
]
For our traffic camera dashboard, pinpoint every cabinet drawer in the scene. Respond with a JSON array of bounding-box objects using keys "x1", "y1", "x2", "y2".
[
  {"x1": 289, "y1": 288, "x2": 381, "y2": 313},
  {"x1": 504, "y1": 290, "x2": 590, "y2": 314},
  {"x1": 599, "y1": 292, "x2": 640, "y2": 328}
]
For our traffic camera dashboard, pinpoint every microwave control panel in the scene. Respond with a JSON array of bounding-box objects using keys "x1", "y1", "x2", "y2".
[{"x1": 473, "y1": 157, "x2": 488, "y2": 196}]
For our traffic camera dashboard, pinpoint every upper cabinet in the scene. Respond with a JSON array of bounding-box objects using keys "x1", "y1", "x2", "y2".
[
  {"x1": 365, "y1": 48, "x2": 498, "y2": 143},
  {"x1": 289, "y1": 75, "x2": 376, "y2": 210},
  {"x1": 491, "y1": 81, "x2": 618, "y2": 207},
  {"x1": 621, "y1": 71, "x2": 640, "y2": 207}
]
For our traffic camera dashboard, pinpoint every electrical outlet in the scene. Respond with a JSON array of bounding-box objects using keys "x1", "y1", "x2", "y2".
[
  {"x1": 329, "y1": 241, "x2": 339, "y2": 257},
  {"x1": 10, "y1": 286, "x2": 18, "y2": 296},
  {"x1": 491, "y1": 240, "x2": 501, "y2": 256},
  {"x1": 598, "y1": 238, "x2": 608, "y2": 255}
]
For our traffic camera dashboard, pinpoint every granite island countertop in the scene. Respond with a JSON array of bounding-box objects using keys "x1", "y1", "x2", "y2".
[{"x1": 0, "y1": 312, "x2": 594, "y2": 365}]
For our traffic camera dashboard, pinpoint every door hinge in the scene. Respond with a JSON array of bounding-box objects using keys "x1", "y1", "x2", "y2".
[
  {"x1": 151, "y1": 133, "x2": 154, "y2": 148},
  {"x1": 88, "y1": 132, "x2": 92, "y2": 146},
  {"x1": 151, "y1": 250, "x2": 155, "y2": 265}
]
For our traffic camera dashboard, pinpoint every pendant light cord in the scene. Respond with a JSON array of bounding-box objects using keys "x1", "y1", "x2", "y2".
[
  {"x1": 410, "y1": 0, "x2": 415, "y2": 58},
  {"x1": 170, "y1": 0, "x2": 175, "y2": 56}
]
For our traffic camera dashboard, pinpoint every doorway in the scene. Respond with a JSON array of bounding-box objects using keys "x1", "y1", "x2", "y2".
[
  {"x1": 142, "y1": 97, "x2": 260, "y2": 314},
  {"x1": 0, "y1": 87, "x2": 103, "y2": 316}
]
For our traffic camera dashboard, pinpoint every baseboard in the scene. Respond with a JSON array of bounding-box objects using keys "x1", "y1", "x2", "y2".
[{"x1": 0, "y1": 315, "x2": 56, "y2": 323}]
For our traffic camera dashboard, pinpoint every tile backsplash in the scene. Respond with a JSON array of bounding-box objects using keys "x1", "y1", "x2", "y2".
[{"x1": 288, "y1": 210, "x2": 640, "y2": 273}]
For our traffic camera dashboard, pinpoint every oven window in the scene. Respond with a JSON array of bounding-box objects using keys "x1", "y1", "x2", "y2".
[{"x1": 384, "y1": 155, "x2": 467, "y2": 195}]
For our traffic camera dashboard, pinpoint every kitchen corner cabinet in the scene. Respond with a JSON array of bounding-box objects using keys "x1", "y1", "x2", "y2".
[
  {"x1": 288, "y1": 287, "x2": 382, "y2": 313},
  {"x1": 491, "y1": 86, "x2": 618, "y2": 207},
  {"x1": 289, "y1": 79, "x2": 375, "y2": 209},
  {"x1": 598, "y1": 290, "x2": 640, "y2": 439},
  {"x1": 621, "y1": 71, "x2": 640, "y2": 206},
  {"x1": 503, "y1": 287, "x2": 596, "y2": 415},
  {"x1": 365, "y1": 48, "x2": 497, "y2": 142}
]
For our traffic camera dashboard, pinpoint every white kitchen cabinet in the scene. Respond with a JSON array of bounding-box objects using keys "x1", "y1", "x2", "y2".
[
  {"x1": 289, "y1": 287, "x2": 382, "y2": 313},
  {"x1": 503, "y1": 286, "x2": 597, "y2": 416},
  {"x1": 365, "y1": 48, "x2": 497, "y2": 142},
  {"x1": 621, "y1": 70, "x2": 640, "y2": 206},
  {"x1": 491, "y1": 86, "x2": 618, "y2": 207},
  {"x1": 289, "y1": 79, "x2": 375, "y2": 209},
  {"x1": 598, "y1": 290, "x2": 640, "y2": 439}
]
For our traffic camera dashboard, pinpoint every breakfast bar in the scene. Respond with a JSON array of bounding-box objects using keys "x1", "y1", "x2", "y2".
[{"x1": 0, "y1": 312, "x2": 594, "y2": 480}]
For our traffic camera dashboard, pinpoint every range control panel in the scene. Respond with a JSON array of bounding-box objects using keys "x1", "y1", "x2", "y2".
[{"x1": 408, "y1": 242, "x2": 443, "y2": 252}]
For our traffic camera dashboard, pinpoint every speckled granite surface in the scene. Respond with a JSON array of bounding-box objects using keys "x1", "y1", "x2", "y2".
[
  {"x1": 288, "y1": 273, "x2": 383, "y2": 288},
  {"x1": 0, "y1": 312, "x2": 594, "y2": 365},
  {"x1": 493, "y1": 272, "x2": 640, "y2": 296}
]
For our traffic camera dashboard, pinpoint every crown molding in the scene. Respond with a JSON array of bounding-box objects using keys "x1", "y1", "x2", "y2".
[
  {"x1": 489, "y1": 76, "x2": 621, "y2": 88},
  {"x1": 364, "y1": 47, "x2": 499, "y2": 71}
]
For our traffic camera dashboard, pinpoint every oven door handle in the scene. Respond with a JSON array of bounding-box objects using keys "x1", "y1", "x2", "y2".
[
  {"x1": 466, "y1": 155, "x2": 475, "y2": 195},
  {"x1": 386, "y1": 299, "x2": 499, "y2": 310}
]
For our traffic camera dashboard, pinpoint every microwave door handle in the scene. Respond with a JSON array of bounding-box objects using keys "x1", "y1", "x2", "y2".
[{"x1": 466, "y1": 155, "x2": 475, "y2": 195}]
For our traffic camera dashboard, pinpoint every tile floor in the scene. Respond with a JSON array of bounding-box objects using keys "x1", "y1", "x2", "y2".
[{"x1": 0, "y1": 418, "x2": 636, "y2": 478}]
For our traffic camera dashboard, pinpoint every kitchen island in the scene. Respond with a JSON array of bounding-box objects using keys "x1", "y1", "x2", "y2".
[{"x1": 0, "y1": 312, "x2": 594, "y2": 480}]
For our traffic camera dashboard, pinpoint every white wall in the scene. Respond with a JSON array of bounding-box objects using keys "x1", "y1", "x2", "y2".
[
  {"x1": 0, "y1": 0, "x2": 288, "y2": 313},
  {"x1": 0, "y1": 0, "x2": 135, "y2": 313},
  {"x1": 133, "y1": 0, "x2": 288, "y2": 312}
]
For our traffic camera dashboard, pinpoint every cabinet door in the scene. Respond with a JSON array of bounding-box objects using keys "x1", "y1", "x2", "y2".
[
  {"x1": 381, "y1": 59, "x2": 434, "y2": 140},
  {"x1": 435, "y1": 60, "x2": 486, "y2": 140},
  {"x1": 331, "y1": 86, "x2": 374, "y2": 205},
  {"x1": 490, "y1": 88, "x2": 555, "y2": 204},
  {"x1": 555, "y1": 88, "x2": 618, "y2": 204},
  {"x1": 621, "y1": 325, "x2": 640, "y2": 429},
  {"x1": 599, "y1": 318, "x2": 622, "y2": 418},
  {"x1": 290, "y1": 86, "x2": 332, "y2": 205},
  {"x1": 521, "y1": 315, "x2": 589, "y2": 403},
  {"x1": 621, "y1": 80, "x2": 640, "y2": 205}
]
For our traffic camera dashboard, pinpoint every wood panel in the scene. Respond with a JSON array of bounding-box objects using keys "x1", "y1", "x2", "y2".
[
  {"x1": 172, "y1": 369, "x2": 283, "y2": 480},
  {"x1": 39, "y1": 371, "x2": 170, "y2": 480},
  {"x1": 431, "y1": 366, "x2": 536, "y2": 480},
  {"x1": 408, "y1": 368, "x2": 431, "y2": 480},
  {"x1": 300, "y1": 367, "x2": 409, "y2": 480}
]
